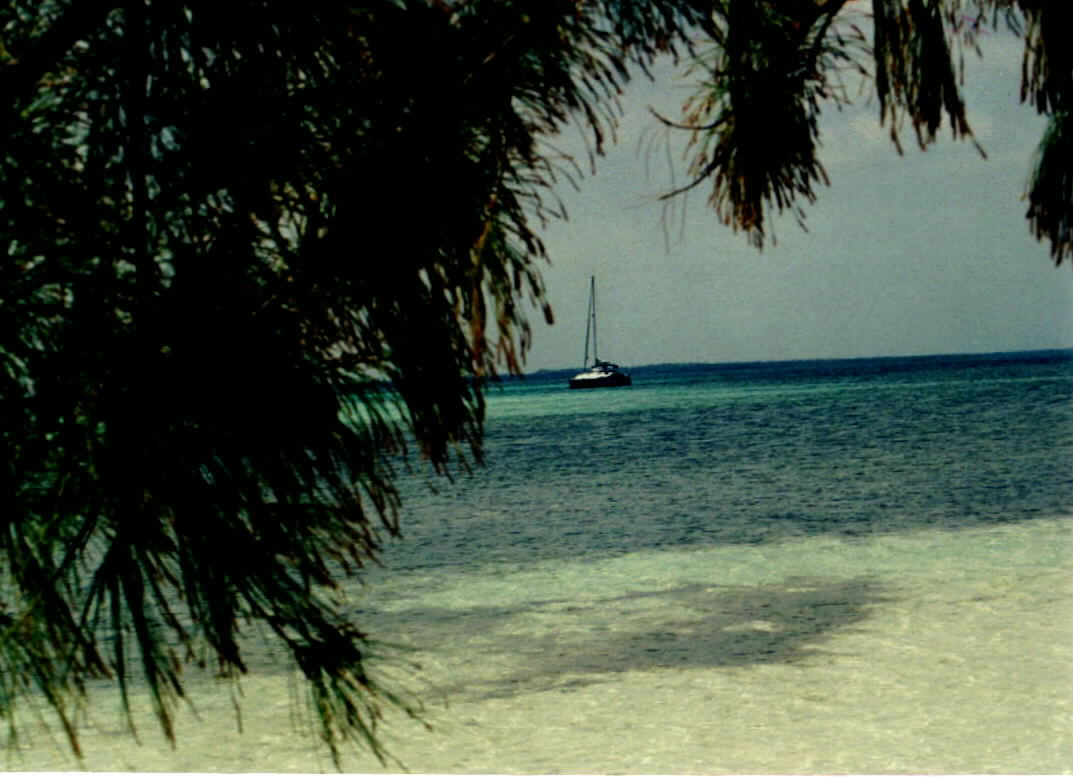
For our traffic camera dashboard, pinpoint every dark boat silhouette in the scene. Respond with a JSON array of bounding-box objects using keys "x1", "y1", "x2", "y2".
[{"x1": 568, "y1": 277, "x2": 632, "y2": 389}]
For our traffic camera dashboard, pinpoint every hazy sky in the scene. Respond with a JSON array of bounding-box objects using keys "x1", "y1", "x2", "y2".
[{"x1": 522, "y1": 25, "x2": 1073, "y2": 372}]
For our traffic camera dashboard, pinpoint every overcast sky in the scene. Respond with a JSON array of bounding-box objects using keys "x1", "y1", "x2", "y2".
[{"x1": 521, "y1": 25, "x2": 1073, "y2": 373}]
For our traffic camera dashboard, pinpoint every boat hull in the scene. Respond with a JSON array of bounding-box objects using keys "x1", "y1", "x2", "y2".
[{"x1": 568, "y1": 372, "x2": 632, "y2": 389}]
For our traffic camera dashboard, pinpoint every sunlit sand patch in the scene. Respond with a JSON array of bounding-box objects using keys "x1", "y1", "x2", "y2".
[{"x1": 7, "y1": 516, "x2": 1072, "y2": 774}]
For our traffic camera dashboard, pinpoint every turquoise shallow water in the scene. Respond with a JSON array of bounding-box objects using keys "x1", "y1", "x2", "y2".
[{"x1": 8, "y1": 350, "x2": 1073, "y2": 773}]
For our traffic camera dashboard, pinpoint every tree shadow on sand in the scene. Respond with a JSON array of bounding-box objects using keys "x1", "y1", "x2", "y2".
[{"x1": 383, "y1": 575, "x2": 890, "y2": 703}]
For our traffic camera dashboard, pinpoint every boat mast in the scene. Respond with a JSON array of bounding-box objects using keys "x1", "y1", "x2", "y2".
[
  {"x1": 582, "y1": 276, "x2": 594, "y2": 368},
  {"x1": 583, "y1": 276, "x2": 600, "y2": 367},
  {"x1": 590, "y1": 275, "x2": 598, "y2": 365}
]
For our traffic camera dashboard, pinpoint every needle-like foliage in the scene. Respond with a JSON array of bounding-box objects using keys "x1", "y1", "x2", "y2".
[
  {"x1": 658, "y1": 0, "x2": 868, "y2": 246},
  {"x1": 1017, "y1": 1, "x2": 1073, "y2": 263},
  {"x1": 660, "y1": 0, "x2": 1071, "y2": 258},
  {"x1": 0, "y1": 0, "x2": 709, "y2": 765}
]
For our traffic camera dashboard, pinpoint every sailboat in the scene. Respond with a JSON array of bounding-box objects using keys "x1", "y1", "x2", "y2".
[{"x1": 568, "y1": 276, "x2": 632, "y2": 389}]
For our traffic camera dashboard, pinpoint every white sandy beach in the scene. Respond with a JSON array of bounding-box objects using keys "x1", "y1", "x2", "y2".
[{"x1": 8, "y1": 515, "x2": 1072, "y2": 774}]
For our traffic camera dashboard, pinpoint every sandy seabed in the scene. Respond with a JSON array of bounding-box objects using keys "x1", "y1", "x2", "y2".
[{"x1": 7, "y1": 516, "x2": 1073, "y2": 774}]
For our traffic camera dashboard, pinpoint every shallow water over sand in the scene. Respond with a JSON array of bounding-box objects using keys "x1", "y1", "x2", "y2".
[
  {"x1": 10, "y1": 516, "x2": 1072, "y2": 774},
  {"x1": 7, "y1": 354, "x2": 1073, "y2": 773}
]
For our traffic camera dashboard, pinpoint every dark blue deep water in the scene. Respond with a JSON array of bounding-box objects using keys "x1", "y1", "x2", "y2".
[{"x1": 385, "y1": 350, "x2": 1073, "y2": 575}]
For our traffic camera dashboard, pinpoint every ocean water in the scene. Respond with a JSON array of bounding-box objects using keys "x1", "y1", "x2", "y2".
[{"x1": 8, "y1": 350, "x2": 1073, "y2": 773}]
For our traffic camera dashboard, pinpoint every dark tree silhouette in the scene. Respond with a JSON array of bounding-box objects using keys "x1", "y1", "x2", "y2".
[
  {"x1": 0, "y1": 0, "x2": 1068, "y2": 767},
  {"x1": 0, "y1": 0, "x2": 709, "y2": 764},
  {"x1": 659, "y1": 0, "x2": 1071, "y2": 257}
]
